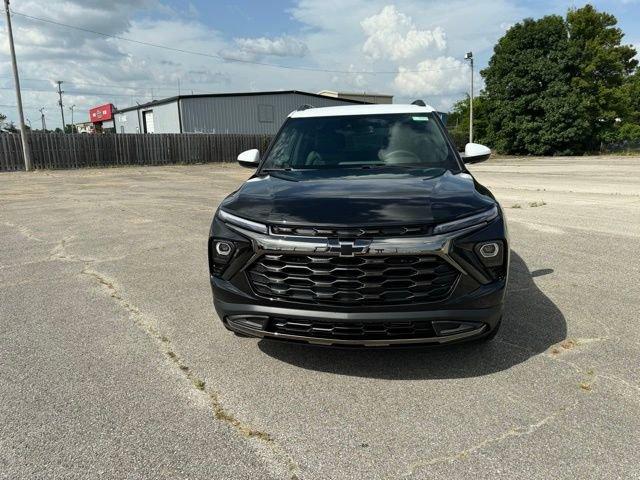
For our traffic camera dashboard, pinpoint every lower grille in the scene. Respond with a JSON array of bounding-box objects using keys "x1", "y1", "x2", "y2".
[
  {"x1": 247, "y1": 254, "x2": 459, "y2": 306},
  {"x1": 271, "y1": 318, "x2": 437, "y2": 340}
]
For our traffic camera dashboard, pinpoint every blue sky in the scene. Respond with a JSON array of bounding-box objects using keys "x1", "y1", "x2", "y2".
[{"x1": 1, "y1": 0, "x2": 639, "y2": 128}]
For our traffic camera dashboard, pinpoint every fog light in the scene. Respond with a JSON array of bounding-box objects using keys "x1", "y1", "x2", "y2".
[
  {"x1": 215, "y1": 241, "x2": 233, "y2": 256},
  {"x1": 474, "y1": 240, "x2": 504, "y2": 270},
  {"x1": 479, "y1": 242, "x2": 499, "y2": 258},
  {"x1": 210, "y1": 239, "x2": 236, "y2": 276}
]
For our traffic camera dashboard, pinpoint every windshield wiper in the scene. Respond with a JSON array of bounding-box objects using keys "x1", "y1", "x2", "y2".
[{"x1": 261, "y1": 167, "x2": 293, "y2": 173}]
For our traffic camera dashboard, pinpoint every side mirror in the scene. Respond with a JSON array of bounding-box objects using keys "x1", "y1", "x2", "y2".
[
  {"x1": 461, "y1": 143, "x2": 491, "y2": 164},
  {"x1": 237, "y1": 149, "x2": 260, "y2": 169}
]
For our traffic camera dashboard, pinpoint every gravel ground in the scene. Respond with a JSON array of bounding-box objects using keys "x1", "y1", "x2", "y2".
[{"x1": 1, "y1": 156, "x2": 639, "y2": 479}]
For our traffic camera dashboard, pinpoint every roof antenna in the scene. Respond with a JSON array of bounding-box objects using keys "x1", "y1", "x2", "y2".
[{"x1": 411, "y1": 99, "x2": 426, "y2": 106}]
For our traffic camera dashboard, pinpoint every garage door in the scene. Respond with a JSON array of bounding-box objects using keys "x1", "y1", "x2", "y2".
[{"x1": 143, "y1": 110, "x2": 155, "y2": 133}]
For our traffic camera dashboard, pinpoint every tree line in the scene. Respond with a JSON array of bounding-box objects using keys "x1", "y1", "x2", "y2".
[
  {"x1": 447, "y1": 4, "x2": 639, "y2": 155},
  {"x1": 0, "y1": 114, "x2": 79, "y2": 134}
]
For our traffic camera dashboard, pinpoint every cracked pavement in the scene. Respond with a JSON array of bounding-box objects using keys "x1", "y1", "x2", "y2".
[{"x1": 1, "y1": 157, "x2": 639, "y2": 479}]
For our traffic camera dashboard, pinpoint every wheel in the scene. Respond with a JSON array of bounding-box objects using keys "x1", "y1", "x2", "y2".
[{"x1": 478, "y1": 318, "x2": 502, "y2": 342}]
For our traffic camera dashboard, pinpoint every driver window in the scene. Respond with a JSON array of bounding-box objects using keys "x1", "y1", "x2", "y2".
[{"x1": 379, "y1": 118, "x2": 448, "y2": 165}]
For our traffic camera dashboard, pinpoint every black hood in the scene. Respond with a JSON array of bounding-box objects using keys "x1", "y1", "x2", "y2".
[{"x1": 219, "y1": 167, "x2": 496, "y2": 227}]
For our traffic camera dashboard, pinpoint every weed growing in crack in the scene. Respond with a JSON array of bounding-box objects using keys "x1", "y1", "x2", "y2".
[
  {"x1": 209, "y1": 393, "x2": 272, "y2": 441},
  {"x1": 193, "y1": 379, "x2": 206, "y2": 390}
]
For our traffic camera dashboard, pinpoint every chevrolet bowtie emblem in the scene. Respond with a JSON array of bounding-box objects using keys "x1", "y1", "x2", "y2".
[{"x1": 328, "y1": 239, "x2": 371, "y2": 257}]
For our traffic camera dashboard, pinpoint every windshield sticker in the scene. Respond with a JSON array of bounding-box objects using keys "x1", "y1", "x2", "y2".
[{"x1": 412, "y1": 116, "x2": 430, "y2": 122}]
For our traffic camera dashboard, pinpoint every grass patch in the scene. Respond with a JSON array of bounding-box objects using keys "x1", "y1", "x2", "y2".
[{"x1": 193, "y1": 379, "x2": 206, "y2": 390}]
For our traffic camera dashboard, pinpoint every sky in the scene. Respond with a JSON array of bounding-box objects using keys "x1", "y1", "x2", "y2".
[{"x1": 0, "y1": 0, "x2": 639, "y2": 129}]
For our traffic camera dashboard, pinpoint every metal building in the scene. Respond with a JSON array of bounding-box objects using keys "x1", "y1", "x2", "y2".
[
  {"x1": 112, "y1": 90, "x2": 368, "y2": 134},
  {"x1": 317, "y1": 90, "x2": 393, "y2": 104}
]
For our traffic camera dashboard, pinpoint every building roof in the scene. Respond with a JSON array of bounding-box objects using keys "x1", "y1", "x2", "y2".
[
  {"x1": 289, "y1": 103, "x2": 435, "y2": 118},
  {"x1": 317, "y1": 90, "x2": 393, "y2": 98},
  {"x1": 114, "y1": 90, "x2": 369, "y2": 114}
]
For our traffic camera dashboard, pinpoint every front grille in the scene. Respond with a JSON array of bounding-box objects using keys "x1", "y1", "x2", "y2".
[
  {"x1": 247, "y1": 254, "x2": 459, "y2": 306},
  {"x1": 270, "y1": 225, "x2": 432, "y2": 237},
  {"x1": 270, "y1": 318, "x2": 437, "y2": 340}
]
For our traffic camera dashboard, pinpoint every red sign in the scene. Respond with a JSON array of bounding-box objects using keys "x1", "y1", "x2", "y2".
[{"x1": 89, "y1": 103, "x2": 114, "y2": 123}]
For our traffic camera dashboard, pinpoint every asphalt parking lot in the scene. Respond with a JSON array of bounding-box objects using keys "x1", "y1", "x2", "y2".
[{"x1": 1, "y1": 156, "x2": 639, "y2": 479}]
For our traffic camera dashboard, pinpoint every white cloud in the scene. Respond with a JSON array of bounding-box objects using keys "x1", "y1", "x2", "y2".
[
  {"x1": 331, "y1": 65, "x2": 368, "y2": 90},
  {"x1": 0, "y1": 0, "x2": 534, "y2": 128},
  {"x1": 231, "y1": 36, "x2": 308, "y2": 58},
  {"x1": 394, "y1": 57, "x2": 468, "y2": 96},
  {"x1": 361, "y1": 5, "x2": 446, "y2": 60}
]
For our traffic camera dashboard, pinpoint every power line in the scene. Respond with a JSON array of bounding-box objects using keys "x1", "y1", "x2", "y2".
[
  {"x1": 0, "y1": 103, "x2": 42, "y2": 109},
  {"x1": 0, "y1": 73, "x2": 208, "y2": 93},
  {"x1": 9, "y1": 9, "x2": 468, "y2": 75},
  {"x1": 0, "y1": 85, "x2": 156, "y2": 98}
]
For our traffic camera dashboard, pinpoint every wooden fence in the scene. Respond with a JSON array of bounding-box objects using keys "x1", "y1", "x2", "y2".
[{"x1": 0, "y1": 133, "x2": 273, "y2": 171}]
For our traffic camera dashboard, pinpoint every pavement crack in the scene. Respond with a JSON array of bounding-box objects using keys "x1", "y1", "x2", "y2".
[
  {"x1": 2, "y1": 221, "x2": 43, "y2": 242},
  {"x1": 50, "y1": 236, "x2": 96, "y2": 263},
  {"x1": 401, "y1": 402, "x2": 576, "y2": 478},
  {"x1": 80, "y1": 266, "x2": 301, "y2": 479}
]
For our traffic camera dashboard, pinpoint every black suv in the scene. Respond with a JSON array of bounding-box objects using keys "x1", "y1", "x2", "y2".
[{"x1": 209, "y1": 104, "x2": 508, "y2": 346}]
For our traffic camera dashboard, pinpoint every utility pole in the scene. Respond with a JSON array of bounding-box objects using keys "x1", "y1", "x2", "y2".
[
  {"x1": 56, "y1": 80, "x2": 65, "y2": 131},
  {"x1": 68, "y1": 104, "x2": 76, "y2": 132},
  {"x1": 464, "y1": 51, "x2": 474, "y2": 144},
  {"x1": 4, "y1": 0, "x2": 32, "y2": 170},
  {"x1": 39, "y1": 107, "x2": 46, "y2": 130}
]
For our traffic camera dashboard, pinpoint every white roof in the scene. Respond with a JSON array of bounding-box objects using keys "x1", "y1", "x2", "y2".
[{"x1": 289, "y1": 103, "x2": 435, "y2": 118}]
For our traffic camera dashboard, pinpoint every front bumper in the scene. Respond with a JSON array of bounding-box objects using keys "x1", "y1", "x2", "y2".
[
  {"x1": 209, "y1": 210, "x2": 508, "y2": 346},
  {"x1": 214, "y1": 297, "x2": 502, "y2": 346}
]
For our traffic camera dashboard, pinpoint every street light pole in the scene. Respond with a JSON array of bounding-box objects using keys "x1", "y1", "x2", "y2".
[
  {"x1": 464, "y1": 51, "x2": 474, "y2": 144},
  {"x1": 39, "y1": 107, "x2": 46, "y2": 130},
  {"x1": 3, "y1": 0, "x2": 32, "y2": 170},
  {"x1": 56, "y1": 80, "x2": 65, "y2": 131},
  {"x1": 69, "y1": 104, "x2": 76, "y2": 132}
]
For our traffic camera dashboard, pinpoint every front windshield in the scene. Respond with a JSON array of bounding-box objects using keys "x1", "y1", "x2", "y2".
[{"x1": 261, "y1": 113, "x2": 460, "y2": 171}]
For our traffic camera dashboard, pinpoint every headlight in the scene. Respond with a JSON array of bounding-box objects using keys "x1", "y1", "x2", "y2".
[
  {"x1": 218, "y1": 209, "x2": 268, "y2": 234},
  {"x1": 433, "y1": 205, "x2": 499, "y2": 235}
]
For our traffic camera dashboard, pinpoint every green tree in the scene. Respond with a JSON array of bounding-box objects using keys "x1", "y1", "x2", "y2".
[
  {"x1": 566, "y1": 5, "x2": 638, "y2": 149},
  {"x1": 621, "y1": 70, "x2": 640, "y2": 126},
  {"x1": 3, "y1": 121, "x2": 18, "y2": 133},
  {"x1": 604, "y1": 70, "x2": 640, "y2": 143},
  {"x1": 479, "y1": 4, "x2": 637, "y2": 155},
  {"x1": 446, "y1": 95, "x2": 489, "y2": 148},
  {"x1": 482, "y1": 15, "x2": 587, "y2": 154}
]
